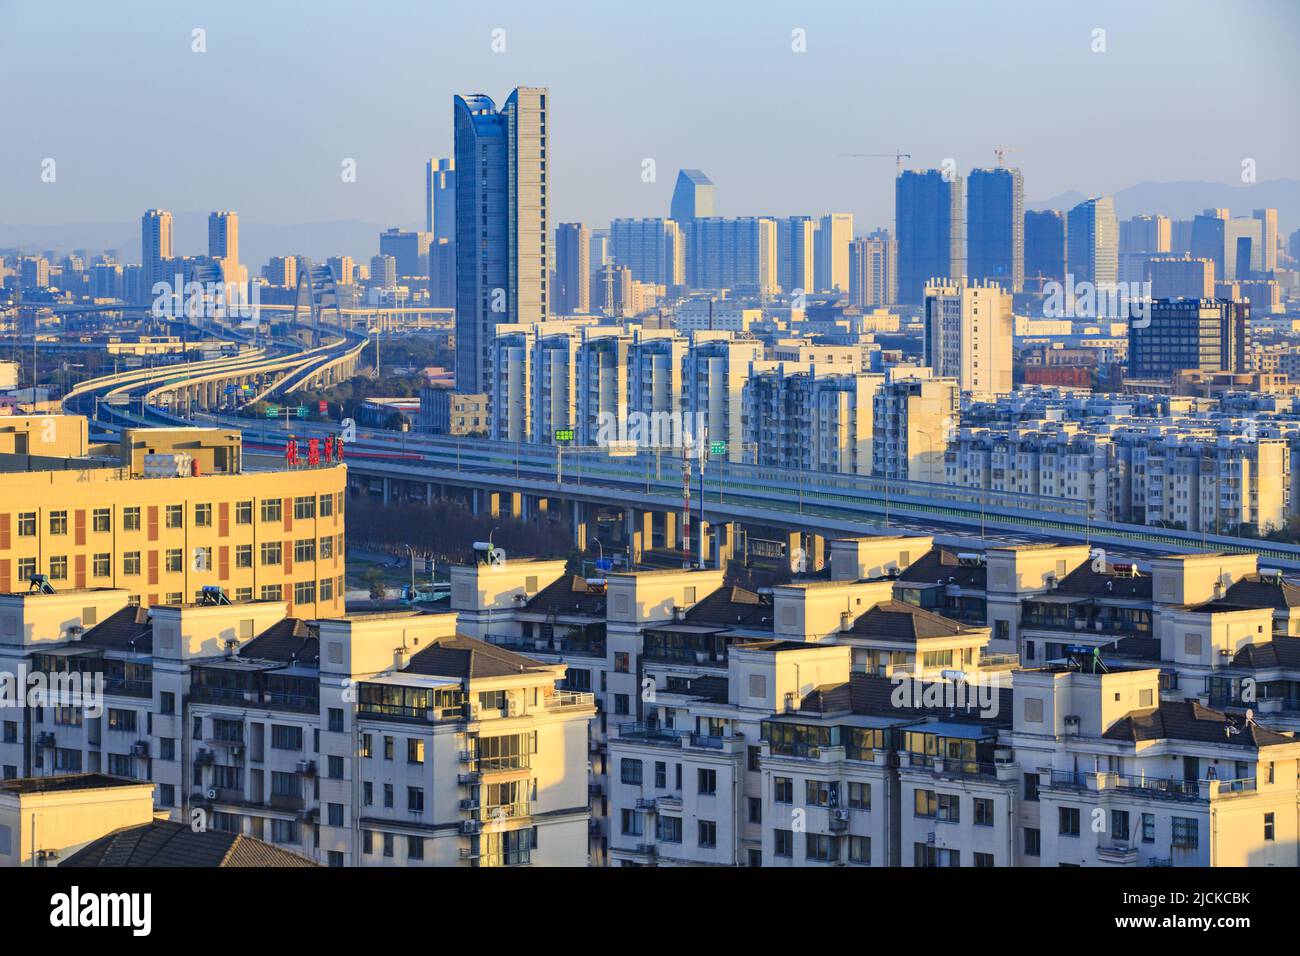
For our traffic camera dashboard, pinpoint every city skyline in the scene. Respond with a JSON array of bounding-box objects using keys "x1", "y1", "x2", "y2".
[{"x1": 2, "y1": 0, "x2": 1298, "y2": 251}]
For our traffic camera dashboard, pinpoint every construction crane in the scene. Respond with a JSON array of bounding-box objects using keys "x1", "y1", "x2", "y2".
[
  {"x1": 993, "y1": 144, "x2": 1020, "y2": 168},
  {"x1": 839, "y1": 150, "x2": 911, "y2": 177}
]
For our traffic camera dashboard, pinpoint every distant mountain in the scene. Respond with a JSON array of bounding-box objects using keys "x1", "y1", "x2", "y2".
[
  {"x1": 0, "y1": 212, "x2": 415, "y2": 269},
  {"x1": 1027, "y1": 179, "x2": 1300, "y2": 230}
]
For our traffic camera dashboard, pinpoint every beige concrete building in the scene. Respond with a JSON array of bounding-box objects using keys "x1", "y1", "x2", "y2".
[
  {"x1": 0, "y1": 774, "x2": 157, "y2": 867},
  {"x1": 923, "y1": 277, "x2": 1014, "y2": 399},
  {"x1": 0, "y1": 416, "x2": 346, "y2": 617}
]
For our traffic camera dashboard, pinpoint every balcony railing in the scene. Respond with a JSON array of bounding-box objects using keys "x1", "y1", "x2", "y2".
[
  {"x1": 1048, "y1": 769, "x2": 1208, "y2": 800},
  {"x1": 541, "y1": 690, "x2": 595, "y2": 711}
]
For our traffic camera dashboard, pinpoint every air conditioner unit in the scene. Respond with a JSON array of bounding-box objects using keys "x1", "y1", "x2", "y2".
[
  {"x1": 131, "y1": 741, "x2": 150, "y2": 757},
  {"x1": 231, "y1": 745, "x2": 243, "y2": 758},
  {"x1": 1063, "y1": 715, "x2": 1081, "y2": 733},
  {"x1": 460, "y1": 819, "x2": 482, "y2": 835},
  {"x1": 297, "y1": 759, "x2": 317, "y2": 776},
  {"x1": 36, "y1": 732, "x2": 56, "y2": 749}
]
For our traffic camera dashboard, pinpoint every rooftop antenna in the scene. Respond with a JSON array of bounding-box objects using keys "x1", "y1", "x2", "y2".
[{"x1": 993, "y1": 145, "x2": 1020, "y2": 168}]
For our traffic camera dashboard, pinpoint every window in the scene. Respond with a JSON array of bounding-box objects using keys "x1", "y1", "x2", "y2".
[
  {"x1": 16, "y1": 512, "x2": 36, "y2": 536},
  {"x1": 193, "y1": 547, "x2": 212, "y2": 572},
  {"x1": 194, "y1": 503, "x2": 212, "y2": 527},
  {"x1": 363, "y1": 782, "x2": 373, "y2": 806},
  {"x1": 973, "y1": 852, "x2": 995, "y2": 867},
  {"x1": 92, "y1": 508, "x2": 111, "y2": 532},
  {"x1": 774, "y1": 828, "x2": 793, "y2": 858},
  {"x1": 1141, "y1": 813, "x2": 1155, "y2": 843},
  {"x1": 92, "y1": 553, "x2": 111, "y2": 577},
  {"x1": 48, "y1": 556, "x2": 68, "y2": 581},
  {"x1": 806, "y1": 779, "x2": 838, "y2": 807},
  {"x1": 327, "y1": 803, "x2": 343, "y2": 827},
  {"x1": 294, "y1": 538, "x2": 316, "y2": 563},
  {"x1": 260, "y1": 584, "x2": 282, "y2": 601},
  {"x1": 261, "y1": 541, "x2": 282, "y2": 566},
  {"x1": 974, "y1": 797, "x2": 994, "y2": 827},
  {"x1": 271, "y1": 819, "x2": 298, "y2": 844},
  {"x1": 1172, "y1": 817, "x2": 1198, "y2": 849},
  {"x1": 327, "y1": 708, "x2": 343, "y2": 732},
  {"x1": 408, "y1": 787, "x2": 424, "y2": 813},
  {"x1": 293, "y1": 496, "x2": 316, "y2": 519},
  {"x1": 49, "y1": 511, "x2": 68, "y2": 535},
  {"x1": 160, "y1": 692, "x2": 175, "y2": 715},
  {"x1": 320, "y1": 536, "x2": 334, "y2": 560},
  {"x1": 1264, "y1": 812, "x2": 1275, "y2": 842},
  {"x1": 697, "y1": 768, "x2": 717, "y2": 796},
  {"x1": 620, "y1": 809, "x2": 642, "y2": 836},
  {"x1": 383, "y1": 737, "x2": 394, "y2": 760},
  {"x1": 805, "y1": 833, "x2": 837, "y2": 862},
  {"x1": 235, "y1": 545, "x2": 252, "y2": 569},
  {"x1": 271, "y1": 725, "x2": 303, "y2": 750},
  {"x1": 1112, "y1": 810, "x2": 1130, "y2": 842},
  {"x1": 620, "y1": 758, "x2": 642, "y2": 785},
  {"x1": 360, "y1": 734, "x2": 372, "y2": 758},
  {"x1": 363, "y1": 830, "x2": 374, "y2": 855},
  {"x1": 654, "y1": 761, "x2": 666, "y2": 789},
  {"x1": 914, "y1": 789, "x2": 937, "y2": 818},
  {"x1": 848, "y1": 835, "x2": 871, "y2": 864},
  {"x1": 122, "y1": 507, "x2": 141, "y2": 531},
  {"x1": 697, "y1": 820, "x2": 717, "y2": 849},
  {"x1": 774, "y1": 776, "x2": 794, "y2": 804},
  {"x1": 1023, "y1": 773, "x2": 1039, "y2": 801},
  {"x1": 748, "y1": 797, "x2": 762, "y2": 823},
  {"x1": 613, "y1": 694, "x2": 629, "y2": 715},
  {"x1": 384, "y1": 784, "x2": 394, "y2": 808},
  {"x1": 1023, "y1": 827, "x2": 1041, "y2": 857},
  {"x1": 294, "y1": 581, "x2": 316, "y2": 605},
  {"x1": 165, "y1": 549, "x2": 182, "y2": 573},
  {"x1": 17, "y1": 558, "x2": 35, "y2": 581},
  {"x1": 655, "y1": 816, "x2": 682, "y2": 843},
  {"x1": 261, "y1": 498, "x2": 283, "y2": 523},
  {"x1": 319, "y1": 494, "x2": 334, "y2": 517},
  {"x1": 165, "y1": 504, "x2": 184, "y2": 529},
  {"x1": 1059, "y1": 806, "x2": 1080, "y2": 837},
  {"x1": 408, "y1": 836, "x2": 424, "y2": 860},
  {"x1": 235, "y1": 500, "x2": 253, "y2": 524},
  {"x1": 320, "y1": 578, "x2": 334, "y2": 602},
  {"x1": 107, "y1": 709, "x2": 137, "y2": 732},
  {"x1": 407, "y1": 738, "x2": 424, "y2": 764},
  {"x1": 614, "y1": 652, "x2": 629, "y2": 673},
  {"x1": 383, "y1": 833, "x2": 394, "y2": 858},
  {"x1": 123, "y1": 551, "x2": 141, "y2": 576}
]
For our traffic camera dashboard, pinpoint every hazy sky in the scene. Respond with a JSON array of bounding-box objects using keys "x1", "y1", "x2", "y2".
[{"x1": 2, "y1": 0, "x2": 1297, "y2": 237}]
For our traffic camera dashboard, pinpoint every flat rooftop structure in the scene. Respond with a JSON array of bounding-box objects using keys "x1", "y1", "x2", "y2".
[{"x1": 0, "y1": 773, "x2": 146, "y2": 795}]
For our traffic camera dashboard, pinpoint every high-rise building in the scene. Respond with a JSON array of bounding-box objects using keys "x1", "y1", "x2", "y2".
[
  {"x1": 379, "y1": 228, "x2": 433, "y2": 278},
  {"x1": 428, "y1": 239, "x2": 455, "y2": 308},
  {"x1": 1253, "y1": 208, "x2": 1278, "y2": 273},
  {"x1": 685, "y1": 217, "x2": 778, "y2": 294},
  {"x1": 1023, "y1": 209, "x2": 1066, "y2": 286},
  {"x1": 670, "y1": 169, "x2": 714, "y2": 221},
  {"x1": 369, "y1": 254, "x2": 397, "y2": 288},
  {"x1": 1145, "y1": 256, "x2": 1215, "y2": 300},
  {"x1": 923, "y1": 277, "x2": 1014, "y2": 399},
  {"x1": 263, "y1": 256, "x2": 296, "y2": 288},
  {"x1": 426, "y1": 157, "x2": 455, "y2": 241},
  {"x1": 1066, "y1": 197, "x2": 1118, "y2": 288},
  {"x1": 966, "y1": 167, "x2": 1024, "y2": 292},
  {"x1": 814, "y1": 213, "x2": 853, "y2": 292},
  {"x1": 207, "y1": 210, "x2": 238, "y2": 263},
  {"x1": 609, "y1": 218, "x2": 684, "y2": 287},
  {"x1": 1129, "y1": 298, "x2": 1250, "y2": 381},
  {"x1": 848, "y1": 231, "x2": 897, "y2": 307},
  {"x1": 1191, "y1": 212, "x2": 1264, "y2": 283},
  {"x1": 872, "y1": 371, "x2": 961, "y2": 482},
  {"x1": 777, "y1": 217, "x2": 816, "y2": 295},
  {"x1": 1118, "y1": 214, "x2": 1171, "y2": 283},
  {"x1": 325, "y1": 255, "x2": 355, "y2": 287},
  {"x1": 453, "y1": 88, "x2": 549, "y2": 393},
  {"x1": 555, "y1": 222, "x2": 591, "y2": 315},
  {"x1": 140, "y1": 209, "x2": 173, "y2": 298},
  {"x1": 896, "y1": 170, "x2": 964, "y2": 305}
]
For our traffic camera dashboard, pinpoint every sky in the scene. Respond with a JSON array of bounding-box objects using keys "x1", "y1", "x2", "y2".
[{"x1": 1, "y1": 0, "x2": 1297, "y2": 242}]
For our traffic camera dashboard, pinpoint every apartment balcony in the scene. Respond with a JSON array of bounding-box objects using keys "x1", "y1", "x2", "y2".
[
  {"x1": 615, "y1": 722, "x2": 686, "y2": 747},
  {"x1": 900, "y1": 752, "x2": 1016, "y2": 782},
  {"x1": 1043, "y1": 768, "x2": 1251, "y2": 802},
  {"x1": 1095, "y1": 844, "x2": 1140, "y2": 866},
  {"x1": 540, "y1": 690, "x2": 596, "y2": 713}
]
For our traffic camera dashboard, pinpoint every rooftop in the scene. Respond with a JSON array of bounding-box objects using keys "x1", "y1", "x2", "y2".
[{"x1": 60, "y1": 820, "x2": 320, "y2": 868}]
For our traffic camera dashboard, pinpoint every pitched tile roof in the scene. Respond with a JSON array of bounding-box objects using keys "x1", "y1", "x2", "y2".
[
  {"x1": 684, "y1": 586, "x2": 774, "y2": 630},
  {"x1": 1232, "y1": 636, "x2": 1300, "y2": 669},
  {"x1": 1223, "y1": 573, "x2": 1300, "y2": 610},
  {"x1": 1103, "y1": 700, "x2": 1293, "y2": 749},
  {"x1": 524, "y1": 575, "x2": 607, "y2": 616},
  {"x1": 846, "y1": 672, "x2": 1012, "y2": 728},
  {"x1": 1055, "y1": 562, "x2": 1152, "y2": 600},
  {"x1": 848, "y1": 601, "x2": 977, "y2": 642},
  {"x1": 80, "y1": 604, "x2": 152, "y2": 652},
  {"x1": 240, "y1": 618, "x2": 319, "y2": 665},
  {"x1": 60, "y1": 820, "x2": 320, "y2": 867},
  {"x1": 896, "y1": 548, "x2": 987, "y2": 589},
  {"x1": 402, "y1": 633, "x2": 547, "y2": 680}
]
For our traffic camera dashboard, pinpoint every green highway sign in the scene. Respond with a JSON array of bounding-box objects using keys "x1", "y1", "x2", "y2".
[
  {"x1": 295, "y1": 406, "x2": 308, "y2": 419},
  {"x1": 554, "y1": 428, "x2": 575, "y2": 442},
  {"x1": 265, "y1": 405, "x2": 280, "y2": 418},
  {"x1": 710, "y1": 440, "x2": 727, "y2": 456}
]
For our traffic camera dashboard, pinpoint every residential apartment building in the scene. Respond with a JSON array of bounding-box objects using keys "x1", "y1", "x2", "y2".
[{"x1": 923, "y1": 277, "x2": 1014, "y2": 399}]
